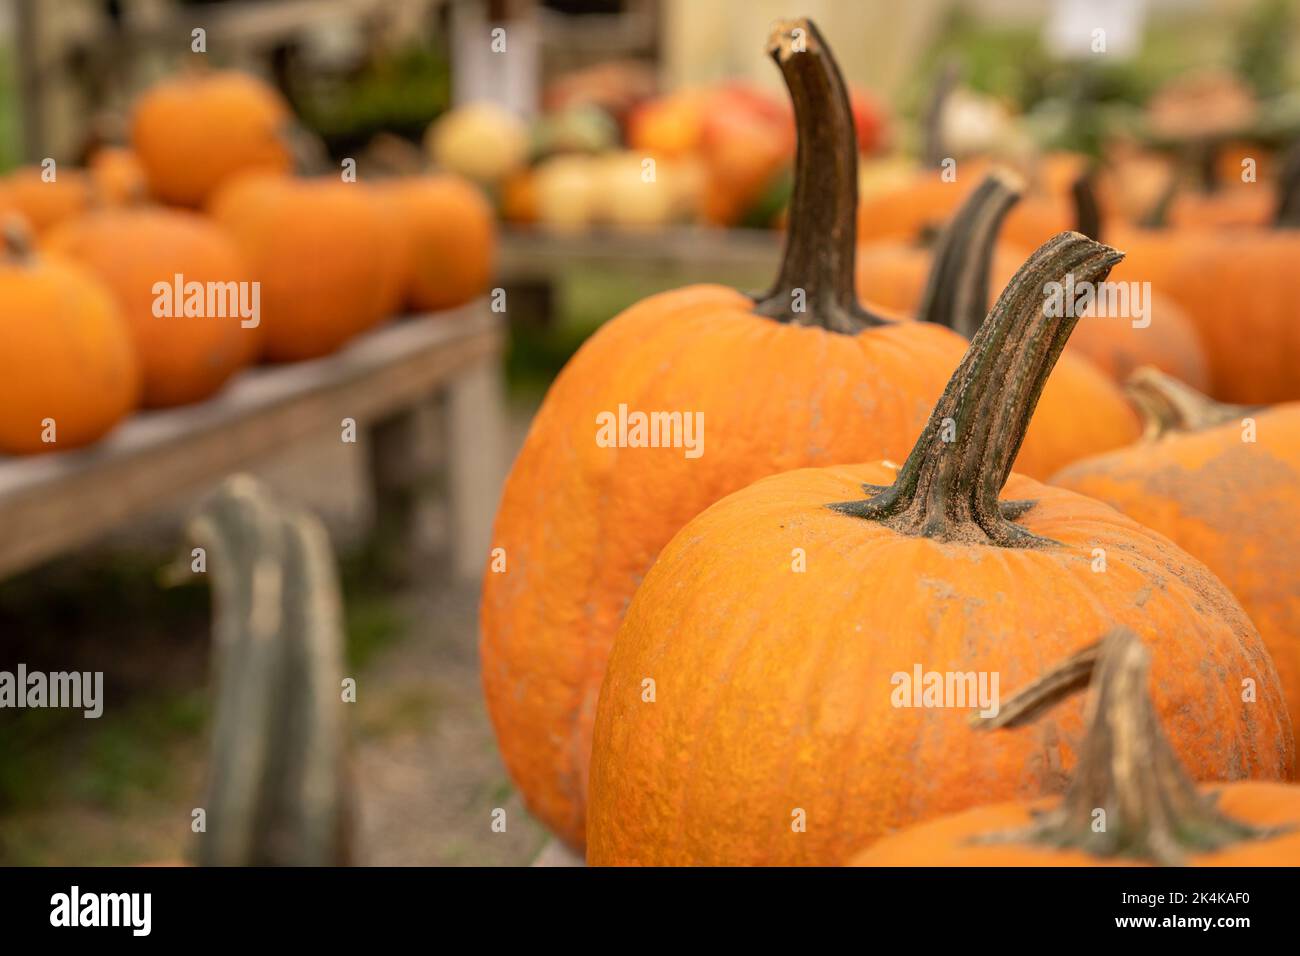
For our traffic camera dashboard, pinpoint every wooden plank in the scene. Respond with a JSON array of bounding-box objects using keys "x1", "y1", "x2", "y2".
[
  {"x1": 0, "y1": 304, "x2": 503, "y2": 579},
  {"x1": 446, "y1": 360, "x2": 508, "y2": 582},
  {"x1": 497, "y1": 226, "x2": 783, "y2": 282}
]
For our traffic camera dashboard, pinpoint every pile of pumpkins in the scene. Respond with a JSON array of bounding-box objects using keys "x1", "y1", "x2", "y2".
[
  {"x1": 480, "y1": 18, "x2": 1300, "y2": 866},
  {"x1": 0, "y1": 67, "x2": 495, "y2": 456},
  {"x1": 430, "y1": 71, "x2": 889, "y2": 233}
]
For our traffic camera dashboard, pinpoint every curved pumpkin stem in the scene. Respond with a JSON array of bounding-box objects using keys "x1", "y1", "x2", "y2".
[
  {"x1": 915, "y1": 170, "x2": 1023, "y2": 339},
  {"x1": 1274, "y1": 140, "x2": 1300, "y2": 228},
  {"x1": 829, "y1": 232, "x2": 1122, "y2": 547},
  {"x1": 1125, "y1": 366, "x2": 1259, "y2": 440},
  {"x1": 751, "y1": 18, "x2": 890, "y2": 332},
  {"x1": 975, "y1": 628, "x2": 1281, "y2": 865}
]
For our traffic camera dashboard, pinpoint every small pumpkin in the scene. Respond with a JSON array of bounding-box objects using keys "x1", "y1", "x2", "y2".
[
  {"x1": 0, "y1": 219, "x2": 139, "y2": 453},
  {"x1": 0, "y1": 166, "x2": 91, "y2": 235},
  {"x1": 586, "y1": 232, "x2": 1292, "y2": 866},
  {"x1": 853, "y1": 630, "x2": 1300, "y2": 866},
  {"x1": 373, "y1": 175, "x2": 496, "y2": 315},
  {"x1": 88, "y1": 147, "x2": 148, "y2": 207},
  {"x1": 131, "y1": 69, "x2": 294, "y2": 207},
  {"x1": 45, "y1": 208, "x2": 259, "y2": 407},
  {"x1": 209, "y1": 175, "x2": 389, "y2": 361},
  {"x1": 483, "y1": 20, "x2": 980, "y2": 852},
  {"x1": 1053, "y1": 367, "x2": 1300, "y2": 730}
]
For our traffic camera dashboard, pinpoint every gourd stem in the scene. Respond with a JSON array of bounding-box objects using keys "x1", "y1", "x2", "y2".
[
  {"x1": 976, "y1": 629, "x2": 1279, "y2": 865},
  {"x1": 829, "y1": 232, "x2": 1122, "y2": 548},
  {"x1": 922, "y1": 59, "x2": 961, "y2": 169},
  {"x1": 1137, "y1": 173, "x2": 1179, "y2": 229},
  {"x1": 1125, "y1": 366, "x2": 1259, "y2": 440},
  {"x1": 915, "y1": 170, "x2": 1023, "y2": 339},
  {"x1": 1274, "y1": 140, "x2": 1300, "y2": 228},
  {"x1": 751, "y1": 18, "x2": 890, "y2": 332}
]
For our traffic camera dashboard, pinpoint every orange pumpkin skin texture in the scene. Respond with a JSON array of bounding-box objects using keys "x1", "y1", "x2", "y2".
[
  {"x1": 850, "y1": 782, "x2": 1300, "y2": 866},
  {"x1": 209, "y1": 175, "x2": 389, "y2": 361},
  {"x1": 130, "y1": 71, "x2": 293, "y2": 207},
  {"x1": 0, "y1": 245, "x2": 140, "y2": 453},
  {"x1": 1053, "y1": 404, "x2": 1300, "y2": 732},
  {"x1": 482, "y1": 289, "x2": 968, "y2": 850},
  {"x1": 44, "y1": 209, "x2": 260, "y2": 407},
  {"x1": 586, "y1": 465, "x2": 1291, "y2": 865},
  {"x1": 378, "y1": 176, "x2": 496, "y2": 313},
  {"x1": 0, "y1": 167, "x2": 91, "y2": 234}
]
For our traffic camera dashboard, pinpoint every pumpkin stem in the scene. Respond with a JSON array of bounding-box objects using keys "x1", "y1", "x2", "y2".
[
  {"x1": 922, "y1": 59, "x2": 961, "y2": 169},
  {"x1": 1274, "y1": 140, "x2": 1300, "y2": 228},
  {"x1": 1, "y1": 215, "x2": 33, "y2": 262},
  {"x1": 829, "y1": 232, "x2": 1122, "y2": 547},
  {"x1": 975, "y1": 629, "x2": 1282, "y2": 865},
  {"x1": 915, "y1": 169, "x2": 1023, "y2": 339},
  {"x1": 1137, "y1": 172, "x2": 1179, "y2": 229},
  {"x1": 1071, "y1": 168, "x2": 1102, "y2": 241},
  {"x1": 751, "y1": 18, "x2": 890, "y2": 332},
  {"x1": 1125, "y1": 366, "x2": 1259, "y2": 440}
]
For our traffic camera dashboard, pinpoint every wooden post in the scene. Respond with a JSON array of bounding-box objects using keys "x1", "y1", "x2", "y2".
[{"x1": 446, "y1": 360, "x2": 508, "y2": 583}]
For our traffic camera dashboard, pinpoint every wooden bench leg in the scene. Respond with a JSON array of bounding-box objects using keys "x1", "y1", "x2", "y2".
[
  {"x1": 446, "y1": 359, "x2": 508, "y2": 584},
  {"x1": 366, "y1": 400, "x2": 444, "y2": 584}
]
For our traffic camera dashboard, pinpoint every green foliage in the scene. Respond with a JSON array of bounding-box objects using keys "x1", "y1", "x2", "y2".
[
  {"x1": 295, "y1": 44, "x2": 450, "y2": 142},
  {"x1": 1236, "y1": 0, "x2": 1295, "y2": 97}
]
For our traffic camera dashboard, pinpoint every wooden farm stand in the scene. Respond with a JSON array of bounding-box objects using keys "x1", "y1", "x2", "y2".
[{"x1": 0, "y1": 301, "x2": 507, "y2": 584}]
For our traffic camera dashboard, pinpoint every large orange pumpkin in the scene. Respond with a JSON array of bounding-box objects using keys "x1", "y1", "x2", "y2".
[
  {"x1": 1053, "y1": 367, "x2": 1300, "y2": 731},
  {"x1": 131, "y1": 69, "x2": 294, "y2": 207},
  {"x1": 0, "y1": 219, "x2": 140, "y2": 454},
  {"x1": 45, "y1": 208, "x2": 260, "y2": 407},
  {"x1": 853, "y1": 630, "x2": 1300, "y2": 866},
  {"x1": 209, "y1": 175, "x2": 389, "y2": 361},
  {"x1": 585, "y1": 233, "x2": 1292, "y2": 866},
  {"x1": 373, "y1": 176, "x2": 496, "y2": 314},
  {"x1": 0, "y1": 166, "x2": 91, "y2": 234},
  {"x1": 482, "y1": 20, "x2": 992, "y2": 852}
]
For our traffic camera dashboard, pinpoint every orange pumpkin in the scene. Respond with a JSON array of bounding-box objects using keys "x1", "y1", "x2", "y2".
[
  {"x1": 585, "y1": 233, "x2": 1292, "y2": 866},
  {"x1": 853, "y1": 630, "x2": 1300, "y2": 866},
  {"x1": 374, "y1": 176, "x2": 496, "y2": 314},
  {"x1": 88, "y1": 147, "x2": 148, "y2": 207},
  {"x1": 0, "y1": 166, "x2": 91, "y2": 234},
  {"x1": 209, "y1": 175, "x2": 389, "y2": 361},
  {"x1": 1053, "y1": 368, "x2": 1300, "y2": 730},
  {"x1": 0, "y1": 219, "x2": 140, "y2": 453},
  {"x1": 131, "y1": 69, "x2": 294, "y2": 207},
  {"x1": 45, "y1": 209, "x2": 260, "y2": 407},
  {"x1": 483, "y1": 20, "x2": 985, "y2": 852}
]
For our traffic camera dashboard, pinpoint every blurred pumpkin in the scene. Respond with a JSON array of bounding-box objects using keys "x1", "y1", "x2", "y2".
[
  {"x1": 45, "y1": 208, "x2": 258, "y2": 407},
  {"x1": 425, "y1": 101, "x2": 530, "y2": 185},
  {"x1": 588, "y1": 235, "x2": 1290, "y2": 865},
  {"x1": 1053, "y1": 367, "x2": 1300, "y2": 728},
  {"x1": 0, "y1": 166, "x2": 91, "y2": 234},
  {"x1": 88, "y1": 147, "x2": 147, "y2": 207},
  {"x1": 209, "y1": 175, "x2": 389, "y2": 361},
  {"x1": 375, "y1": 175, "x2": 496, "y2": 314},
  {"x1": 0, "y1": 219, "x2": 139, "y2": 453},
  {"x1": 131, "y1": 69, "x2": 294, "y2": 207}
]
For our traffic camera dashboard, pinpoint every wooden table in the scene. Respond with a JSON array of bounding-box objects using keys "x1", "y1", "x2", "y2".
[{"x1": 0, "y1": 302, "x2": 506, "y2": 583}]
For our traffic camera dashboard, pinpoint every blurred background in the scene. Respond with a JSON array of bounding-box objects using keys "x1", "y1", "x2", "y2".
[{"x1": 1, "y1": 0, "x2": 1298, "y2": 865}]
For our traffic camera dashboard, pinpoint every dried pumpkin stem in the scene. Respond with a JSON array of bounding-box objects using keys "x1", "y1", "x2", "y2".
[
  {"x1": 915, "y1": 170, "x2": 1023, "y2": 339},
  {"x1": 751, "y1": 18, "x2": 890, "y2": 332},
  {"x1": 829, "y1": 232, "x2": 1123, "y2": 547},
  {"x1": 973, "y1": 629, "x2": 1280, "y2": 865},
  {"x1": 1071, "y1": 169, "x2": 1102, "y2": 241},
  {"x1": 1125, "y1": 366, "x2": 1260, "y2": 440}
]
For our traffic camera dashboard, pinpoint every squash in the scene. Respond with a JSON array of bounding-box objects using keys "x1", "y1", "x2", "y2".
[
  {"x1": 483, "y1": 19, "x2": 980, "y2": 852},
  {"x1": 0, "y1": 218, "x2": 139, "y2": 453},
  {"x1": 425, "y1": 101, "x2": 530, "y2": 185},
  {"x1": 0, "y1": 166, "x2": 91, "y2": 234},
  {"x1": 209, "y1": 175, "x2": 389, "y2": 361},
  {"x1": 131, "y1": 69, "x2": 294, "y2": 207},
  {"x1": 853, "y1": 630, "x2": 1300, "y2": 866},
  {"x1": 44, "y1": 208, "x2": 259, "y2": 407},
  {"x1": 585, "y1": 232, "x2": 1292, "y2": 866},
  {"x1": 1053, "y1": 367, "x2": 1300, "y2": 731},
  {"x1": 88, "y1": 147, "x2": 148, "y2": 207},
  {"x1": 373, "y1": 176, "x2": 495, "y2": 314}
]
